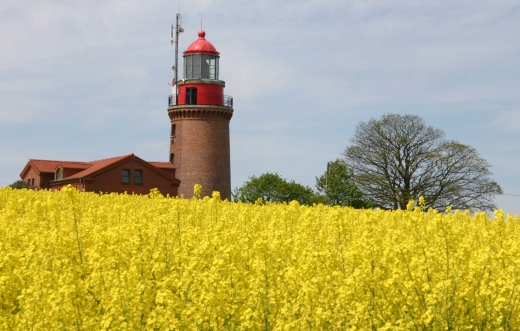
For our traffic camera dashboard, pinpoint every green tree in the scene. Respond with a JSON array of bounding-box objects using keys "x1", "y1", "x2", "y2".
[
  {"x1": 315, "y1": 159, "x2": 372, "y2": 208},
  {"x1": 343, "y1": 113, "x2": 502, "y2": 211},
  {"x1": 232, "y1": 173, "x2": 318, "y2": 205},
  {"x1": 8, "y1": 180, "x2": 31, "y2": 189}
]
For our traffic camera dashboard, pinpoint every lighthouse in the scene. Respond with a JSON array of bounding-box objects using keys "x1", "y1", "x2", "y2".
[{"x1": 168, "y1": 30, "x2": 233, "y2": 199}]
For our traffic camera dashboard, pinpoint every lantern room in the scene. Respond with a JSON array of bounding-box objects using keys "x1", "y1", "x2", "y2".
[{"x1": 183, "y1": 30, "x2": 220, "y2": 80}]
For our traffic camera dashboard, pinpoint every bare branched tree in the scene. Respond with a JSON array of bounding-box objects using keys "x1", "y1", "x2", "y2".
[{"x1": 343, "y1": 114, "x2": 502, "y2": 211}]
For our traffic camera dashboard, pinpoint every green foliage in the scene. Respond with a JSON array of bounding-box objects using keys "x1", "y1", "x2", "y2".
[
  {"x1": 315, "y1": 159, "x2": 372, "y2": 208},
  {"x1": 232, "y1": 173, "x2": 319, "y2": 205},
  {"x1": 8, "y1": 180, "x2": 31, "y2": 189},
  {"x1": 343, "y1": 113, "x2": 502, "y2": 211}
]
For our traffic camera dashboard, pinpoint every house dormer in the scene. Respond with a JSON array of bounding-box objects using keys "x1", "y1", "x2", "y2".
[{"x1": 55, "y1": 167, "x2": 63, "y2": 181}]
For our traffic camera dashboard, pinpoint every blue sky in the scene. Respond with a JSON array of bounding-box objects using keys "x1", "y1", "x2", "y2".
[{"x1": 1, "y1": 0, "x2": 519, "y2": 214}]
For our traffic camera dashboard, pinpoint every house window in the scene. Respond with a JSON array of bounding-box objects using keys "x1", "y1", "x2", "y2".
[
  {"x1": 56, "y1": 168, "x2": 62, "y2": 180},
  {"x1": 134, "y1": 170, "x2": 142, "y2": 185},
  {"x1": 171, "y1": 124, "x2": 176, "y2": 144},
  {"x1": 31, "y1": 179, "x2": 35, "y2": 186},
  {"x1": 122, "y1": 169, "x2": 130, "y2": 184},
  {"x1": 170, "y1": 153, "x2": 175, "y2": 164},
  {"x1": 186, "y1": 88, "x2": 197, "y2": 105}
]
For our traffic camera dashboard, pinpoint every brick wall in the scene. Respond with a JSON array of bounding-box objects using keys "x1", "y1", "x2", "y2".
[
  {"x1": 169, "y1": 106, "x2": 232, "y2": 199},
  {"x1": 85, "y1": 159, "x2": 179, "y2": 196},
  {"x1": 40, "y1": 174, "x2": 54, "y2": 189},
  {"x1": 50, "y1": 159, "x2": 179, "y2": 197},
  {"x1": 20, "y1": 168, "x2": 50, "y2": 188},
  {"x1": 63, "y1": 168, "x2": 87, "y2": 178}
]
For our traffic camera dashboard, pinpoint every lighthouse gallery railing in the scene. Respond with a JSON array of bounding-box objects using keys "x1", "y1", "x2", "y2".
[{"x1": 168, "y1": 93, "x2": 233, "y2": 108}]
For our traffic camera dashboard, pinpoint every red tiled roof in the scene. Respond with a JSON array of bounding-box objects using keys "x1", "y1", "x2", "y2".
[
  {"x1": 54, "y1": 162, "x2": 93, "y2": 171},
  {"x1": 66, "y1": 155, "x2": 131, "y2": 179},
  {"x1": 22, "y1": 154, "x2": 178, "y2": 182},
  {"x1": 149, "y1": 162, "x2": 175, "y2": 169},
  {"x1": 29, "y1": 159, "x2": 93, "y2": 173}
]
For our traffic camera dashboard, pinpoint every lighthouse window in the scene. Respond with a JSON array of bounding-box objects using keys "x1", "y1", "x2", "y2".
[
  {"x1": 192, "y1": 55, "x2": 201, "y2": 78},
  {"x1": 204, "y1": 56, "x2": 218, "y2": 79},
  {"x1": 185, "y1": 56, "x2": 192, "y2": 78},
  {"x1": 186, "y1": 88, "x2": 197, "y2": 105},
  {"x1": 171, "y1": 124, "x2": 176, "y2": 144},
  {"x1": 200, "y1": 55, "x2": 218, "y2": 79},
  {"x1": 184, "y1": 54, "x2": 219, "y2": 79},
  {"x1": 170, "y1": 153, "x2": 175, "y2": 164},
  {"x1": 201, "y1": 57, "x2": 209, "y2": 79}
]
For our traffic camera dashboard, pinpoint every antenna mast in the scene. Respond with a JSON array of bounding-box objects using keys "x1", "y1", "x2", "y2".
[{"x1": 170, "y1": 7, "x2": 184, "y2": 103}]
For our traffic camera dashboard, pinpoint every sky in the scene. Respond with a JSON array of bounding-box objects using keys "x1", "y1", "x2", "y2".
[{"x1": 1, "y1": 0, "x2": 519, "y2": 215}]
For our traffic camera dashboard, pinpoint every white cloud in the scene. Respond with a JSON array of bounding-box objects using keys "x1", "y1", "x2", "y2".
[{"x1": 493, "y1": 111, "x2": 520, "y2": 131}]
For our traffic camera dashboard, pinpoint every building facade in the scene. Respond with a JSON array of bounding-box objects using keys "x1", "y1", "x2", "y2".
[{"x1": 20, "y1": 154, "x2": 180, "y2": 196}]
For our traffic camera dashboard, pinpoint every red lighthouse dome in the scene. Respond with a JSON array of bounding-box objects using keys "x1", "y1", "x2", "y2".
[
  {"x1": 184, "y1": 30, "x2": 219, "y2": 55},
  {"x1": 181, "y1": 30, "x2": 222, "y2": 81}
]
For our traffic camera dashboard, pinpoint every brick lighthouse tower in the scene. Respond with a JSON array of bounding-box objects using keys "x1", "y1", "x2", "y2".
[{"x1": 168, "y1": 29, "x2": 233, "y2": 198}]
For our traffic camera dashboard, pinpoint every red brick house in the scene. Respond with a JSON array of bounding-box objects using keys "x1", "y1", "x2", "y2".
[{"x1": 20, "y1": 154, "x2": 179, "y2": 196}]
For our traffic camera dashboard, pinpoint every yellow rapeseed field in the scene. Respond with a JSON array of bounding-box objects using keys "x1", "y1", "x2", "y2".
[{"x1": 1, "y1": 185, "x2": 519, "y2": 330}]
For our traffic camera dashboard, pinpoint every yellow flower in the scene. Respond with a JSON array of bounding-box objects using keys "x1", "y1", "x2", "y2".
[
  {"x1": 211, "y1": 191, "x2": 221, "y2": 200},
  {"x1": 1, "y1": 187, "x2": 519, "y2": 329},
  {"x1": 193, "y1": 183, "x2": 202, "y2": 198}
]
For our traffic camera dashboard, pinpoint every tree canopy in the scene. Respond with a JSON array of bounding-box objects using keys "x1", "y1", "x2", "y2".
[
  {"x1": 8, "y1": 180, "x2": 32, "y2": 189},
  {"x1": 315, "y1": 159, "x2": 372, "y2": 208},
  {"x1": 342, "y1": 114, "x2": 502, "y2": 211},
  {"x1": 232, "y1": 173, "x2": 317, "y2": 205}
]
